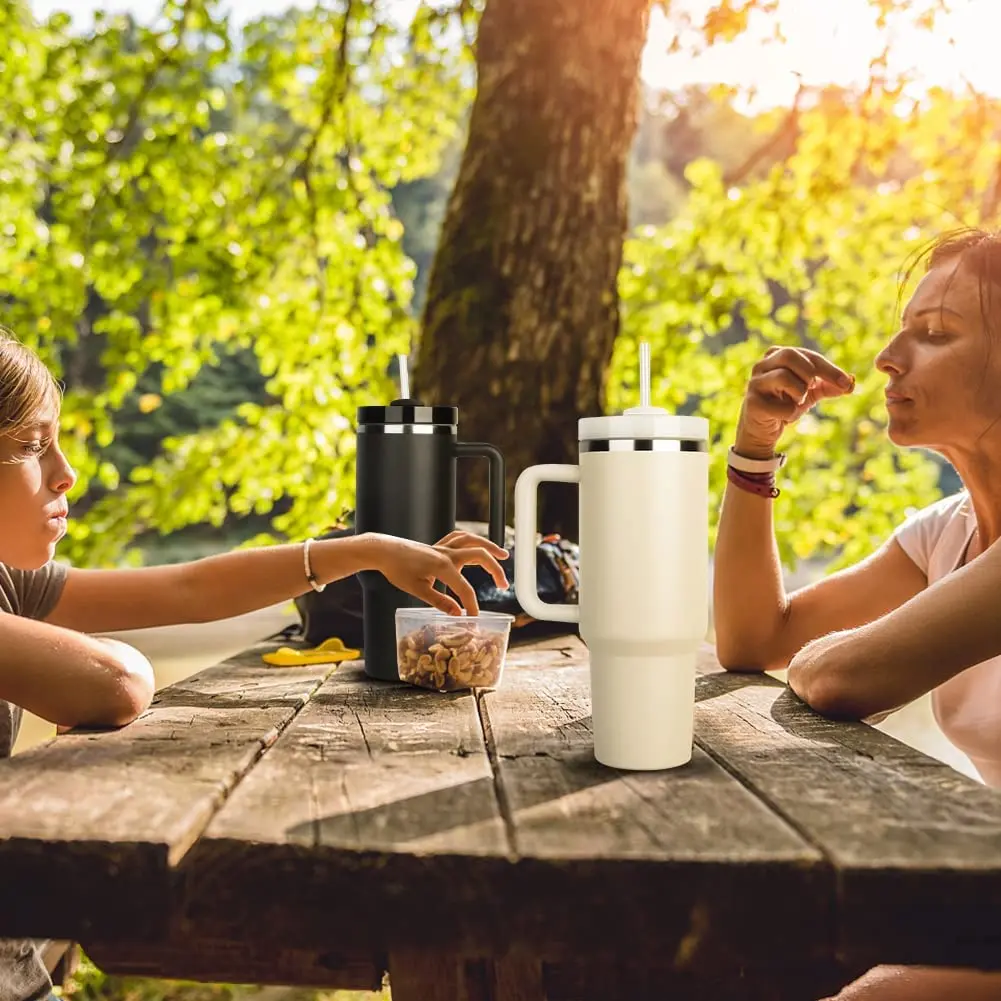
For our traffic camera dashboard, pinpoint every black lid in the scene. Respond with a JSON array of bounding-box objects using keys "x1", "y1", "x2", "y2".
[{"x1": 357, "y1": 398, "x2": 458, "y2": 426}]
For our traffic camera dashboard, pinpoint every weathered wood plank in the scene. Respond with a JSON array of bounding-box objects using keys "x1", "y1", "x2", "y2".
[
  {"x1": 542, "y1": 958, "x2": 857, "y2": 1001},
  {"x1": 694, "y1": 668, "x2": 1001, "y2": 970},
  {"x1": 478, "y1": 659, "x2": 832, "y2": 973},
  {"x1": 178, "y1": 651, "x2": 832, "y2": 969},
  {"x1": 0, "y1": 646, "x2": 331, "y2": 942},
  {"x1": 507, "y1": 633, "x2": 585, "y2": 658},
  {"x1": 177, "y1": 660, "x2": 511, "y2": 953},
  {"x1": 17, "y1": 628, "x2": 991, "y2": 984},
  {"x1": 85, "y1": 938, "x2": 384, "y2": 991}
]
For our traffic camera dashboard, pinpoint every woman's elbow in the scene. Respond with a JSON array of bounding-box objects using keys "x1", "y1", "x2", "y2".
[
  {"x1": 715, "y1": 635, "x2": 784, "y2": 674},
  {"x1": 788, "y1": 662, "x2": 878, "y2": 720},
  {"x1": 717, "y1": 651, "x2": 769, "y2": 673}
]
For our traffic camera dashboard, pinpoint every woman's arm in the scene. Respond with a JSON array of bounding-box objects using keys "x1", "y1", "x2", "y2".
[
  {"x1": 714, "y1": 346, "x2": 924, "y2": 671},
  {"x1": 788, "y1": 537, "x2": 1001, "y2": 719},
  {"x1": 47, "y1": 531, "x2": 508, "y2": 633},
  {"x1": 717, "y1": 486, "x2": 927, "y2": 673},
  {"x1": 0, "y1": 615, "x2": 153, "y2": 728}
]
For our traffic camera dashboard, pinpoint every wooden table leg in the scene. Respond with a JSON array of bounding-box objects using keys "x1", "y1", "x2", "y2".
[
  {"x1": 389, "y1": 950, "x2": 462, "y2": 1001},
  {"x1": 389, "y1": 953, "x2": 545, "y2": 1001},
  {"x1": 491, "y1": 956, "x2": 545, "y2": 1001}
]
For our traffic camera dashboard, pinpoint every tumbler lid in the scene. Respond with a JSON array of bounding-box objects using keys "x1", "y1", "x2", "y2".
[
  {"x1": 359, "y1": 354, "x2": 459, "y2": 426},
  {"x1": 578, "y1": 341, "x2": 708, "y2": 442},
  {"x1": 578, "y1": 411, "x2": 709, "y2": 442},
  {"x1": 357, "y1": 400, "x2": 458, "y2": 427}
]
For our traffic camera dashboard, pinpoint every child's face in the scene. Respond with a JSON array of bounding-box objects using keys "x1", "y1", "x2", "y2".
[{"x1": 0, "y1": 410, "x2": 76, "y2": 569}]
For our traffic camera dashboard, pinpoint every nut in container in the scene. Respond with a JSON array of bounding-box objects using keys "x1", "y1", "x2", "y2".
[{"x1": 395, "y1": 609, "x2": 514, "y2": 691}]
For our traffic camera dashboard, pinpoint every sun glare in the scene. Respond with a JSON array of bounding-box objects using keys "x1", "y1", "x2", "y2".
[{"x1": 643, "y1": 0, "x2": 1001, "y2": 109}]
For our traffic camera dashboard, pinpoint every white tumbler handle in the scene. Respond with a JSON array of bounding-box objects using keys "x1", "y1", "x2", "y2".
[{"x1": 514, "y1": 464, "x2": 581, "y2": 624}]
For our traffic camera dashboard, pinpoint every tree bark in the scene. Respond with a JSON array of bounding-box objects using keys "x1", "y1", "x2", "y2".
[{"x1": 416, "y1": 0, "x2": 651, "y2": 539}]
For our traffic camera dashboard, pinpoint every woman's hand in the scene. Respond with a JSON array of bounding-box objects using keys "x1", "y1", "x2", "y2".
[
  {"x1": 363, "y1": 530, "x2": 509, "y2": 616},
  {"x1": 736, "y1": 347, "x2": 856, "y2": 459}
]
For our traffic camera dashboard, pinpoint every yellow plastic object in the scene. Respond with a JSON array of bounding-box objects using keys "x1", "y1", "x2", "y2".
[{"x1": 262, "y1": 636, "x2": 361, "y2": 667}]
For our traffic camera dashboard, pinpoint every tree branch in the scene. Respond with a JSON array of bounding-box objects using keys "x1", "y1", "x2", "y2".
[
  {"x1": 112, "y1": 16, "x2": 186, "y2": 161},
  {"x1": 296, "y1": 0, "x2": 356, "y2": 189},
  {"x1": 297, "y1": 0, "x2": 359, "y2": 322},
  {"x1": 722, "y1": 82, "x2": 804, "y2": 188},
  {"x1": 245, "y1": 0, "x2": 359, "y2": 220},
  {"x1": 84, "y1": 0, "x2": 195, "y2": 246}
]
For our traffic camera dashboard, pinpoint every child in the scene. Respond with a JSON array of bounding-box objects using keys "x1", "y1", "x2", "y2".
[{"x1": 0, "y1": 328, "x2": 508, "y2": 1001}]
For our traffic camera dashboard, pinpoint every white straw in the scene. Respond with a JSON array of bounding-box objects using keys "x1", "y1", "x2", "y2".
[
  {"x1": 398, "y1": 353, "x2": 410, "y2": 399},
  {"x1": 639, "y1": 341, "x2": 651, "y2": 409}
]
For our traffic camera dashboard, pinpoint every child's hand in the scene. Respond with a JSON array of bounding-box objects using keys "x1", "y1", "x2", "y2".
[{"x1": 364, "y1": 530, "x2": 509, "y2": 616}]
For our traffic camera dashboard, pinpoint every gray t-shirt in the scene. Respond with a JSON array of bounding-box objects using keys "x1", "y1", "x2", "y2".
[{"x1": 0, "y1": 561, "x2": 68, "y2": 1001}]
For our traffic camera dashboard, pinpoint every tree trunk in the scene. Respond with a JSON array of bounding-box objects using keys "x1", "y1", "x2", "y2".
[{"x1": 416, "y1": 0, "x2": 650, "y2": 539}]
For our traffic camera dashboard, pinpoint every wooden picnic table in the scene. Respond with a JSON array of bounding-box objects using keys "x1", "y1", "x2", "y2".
[{"x1": 1, "y1": 632, "x2": 1000, "y2": 1001}]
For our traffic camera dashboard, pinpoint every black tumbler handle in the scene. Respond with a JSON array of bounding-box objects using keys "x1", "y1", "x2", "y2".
[{"x1": 454, "y1": 442, "x2": 506, "y2": 546}]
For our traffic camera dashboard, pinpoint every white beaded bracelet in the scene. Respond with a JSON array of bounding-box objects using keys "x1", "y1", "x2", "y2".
[
  {"x1": 727, "y1": 445, "x2": 787, "y2": 474},
  {"x1": 302, "y1": 537, "x2": 326, "y2": 592}
]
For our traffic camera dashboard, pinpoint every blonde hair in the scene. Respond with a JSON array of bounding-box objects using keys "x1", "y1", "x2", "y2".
[{"x1": 0, "y1": 326, "x2": 61, "y2": 435}]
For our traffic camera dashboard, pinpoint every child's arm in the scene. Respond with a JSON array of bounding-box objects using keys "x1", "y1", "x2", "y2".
[
  {"x1": 0, "y1": 615, "x2": 154, "y2": 728},
  {"x1": 46, "y1": 531, "x2": 508, "y2": 634}
]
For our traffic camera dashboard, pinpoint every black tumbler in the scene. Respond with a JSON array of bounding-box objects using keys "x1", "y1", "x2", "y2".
[{"x1": 355, "y1": 398, "x2": 505, "y2": 681}]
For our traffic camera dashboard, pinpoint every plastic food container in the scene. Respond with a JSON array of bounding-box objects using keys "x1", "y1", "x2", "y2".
[{"x1": 395, "y1": 609, "x2": 514, "y2": 692}]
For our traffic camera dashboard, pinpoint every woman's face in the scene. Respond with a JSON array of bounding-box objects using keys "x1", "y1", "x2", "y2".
[
  {"x1": 0, "y1": 409, "x2": 76, "y2": 570},
  {"x1": 876, "y1": 257, "x2": 1001, "y2": 453}
]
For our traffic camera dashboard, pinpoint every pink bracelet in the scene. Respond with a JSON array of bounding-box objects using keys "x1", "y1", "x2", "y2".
[{"x1": 726, "y1": 464, "x2": 780, "y2": 499}]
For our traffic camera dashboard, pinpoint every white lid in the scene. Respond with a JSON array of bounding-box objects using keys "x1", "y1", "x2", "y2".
[
  {"x1": 579, "y1": 406, "x2": 709, "y2": 442},
  {"x1": 584, "y1": 342, "x2": 708, "y2": 442}
]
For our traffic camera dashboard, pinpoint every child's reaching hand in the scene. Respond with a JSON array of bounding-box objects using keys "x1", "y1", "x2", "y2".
[{"x1": 359, "y1": 530, "x2": 509, "y2": 616}]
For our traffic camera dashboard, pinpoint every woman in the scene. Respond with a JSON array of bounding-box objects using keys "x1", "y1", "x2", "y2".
[
  {"x1": 715, "y1": 228, "x2": 1001, "y2": 999},
  {"x1": 0, "y1": 327, "x2": 507, "y2": 1001}
]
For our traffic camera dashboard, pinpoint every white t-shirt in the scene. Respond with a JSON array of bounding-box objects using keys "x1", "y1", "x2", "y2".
[{"x1": 893, "y1": 491, "x2": 1001, "y2": 786}]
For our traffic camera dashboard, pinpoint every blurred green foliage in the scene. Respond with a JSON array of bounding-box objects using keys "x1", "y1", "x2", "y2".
[
  {"x1": 0, "y1": 0, "x2": 471, "y2": 564},
  {"x1": 1, "y1": 0, "x2": 994, "y2": 573},
  {"x1": 614, "y1": 81, "x2": 1001, "y2": 568}
]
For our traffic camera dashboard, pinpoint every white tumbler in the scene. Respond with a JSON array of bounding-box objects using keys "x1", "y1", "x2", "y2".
[{"x1": 513, "y1": 350, "x2": 709, "y2": 770}]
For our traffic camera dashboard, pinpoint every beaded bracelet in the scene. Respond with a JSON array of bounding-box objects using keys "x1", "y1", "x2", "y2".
[{"x1": 302, "y1": 537, "x2": 326, "y2": 592}]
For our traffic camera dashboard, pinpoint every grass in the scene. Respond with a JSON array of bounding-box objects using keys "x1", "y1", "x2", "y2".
[{"x1": 61, "y1": 956, "x2": 390, "y2": 1001}]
